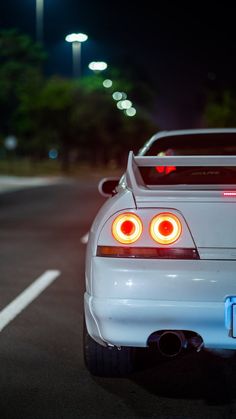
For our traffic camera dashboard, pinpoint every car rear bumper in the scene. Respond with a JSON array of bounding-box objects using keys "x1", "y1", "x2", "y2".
[
  {"x1": 85, "y1": 256, "x2": 236, "y2": 349},
  {"x1": 84, "y1": 292, "x2": 236, "y2": 350}
]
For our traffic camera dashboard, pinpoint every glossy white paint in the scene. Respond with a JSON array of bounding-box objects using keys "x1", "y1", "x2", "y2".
[
  {"x1": 84, "y1": 293, "x2": 235, "y2": 349},
  {"x1": 84, "y1": 129, "x2": 236, "y2": 352},
  {"x1": 89, "y1": 258, "x2": 236, "y2": 301}
]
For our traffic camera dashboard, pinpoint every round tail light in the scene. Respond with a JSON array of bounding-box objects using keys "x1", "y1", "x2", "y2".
[
  {"x1": 150, "y1": 213, "x2": 182, "y2": 245},
  {"x1": 112, "y1": 213, "x2": 142, "y2": 244}
]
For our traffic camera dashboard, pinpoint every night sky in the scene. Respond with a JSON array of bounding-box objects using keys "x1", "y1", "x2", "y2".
[{"x1": 1, "y1": 1, "x2": 236, "y2": 129}]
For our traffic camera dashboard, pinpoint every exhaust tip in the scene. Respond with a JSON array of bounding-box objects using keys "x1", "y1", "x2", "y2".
[{"x1": 157, "y1": 331, "x2": 186, "y2": 357}]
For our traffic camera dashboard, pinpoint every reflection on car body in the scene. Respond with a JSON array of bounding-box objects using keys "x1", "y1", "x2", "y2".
[{"x1": 83, "y1": 128, "x2": 236, "y2": 376}]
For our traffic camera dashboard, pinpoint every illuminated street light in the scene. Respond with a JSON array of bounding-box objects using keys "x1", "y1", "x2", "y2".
[
  {"x1": 88, "y1": 61, "x2": 108, "y2": 71},
  {"x1": 103, "y1": 79, "x2": 113, "y2": 88},
  {"x1": 121, "y1": 99, "x2": 132, "y2": 109},
  {"x1": 36, "y1": 0, "x2": 44, "y2": 43},
  {"x1": 125, "y1": 107, "x2": 137, "y2": 116},
  {"x1": 65, "y1": 33, "x2": 88, "y2": 78},
  {"x1": 112, "y1": 91, "x2": 123, "y2": 101},
  {"x1": 117, "y1": 101, "x2": 124, "y2": 110},
  {"x1": 116, "y1": 99, "x2": 132, "y2": 110},
  {"x1": 65, "y1": 33, "x2": 88, "y2": 43}
]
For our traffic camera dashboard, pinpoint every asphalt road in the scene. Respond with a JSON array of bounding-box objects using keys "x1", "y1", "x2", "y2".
[{"x1": 1, "y1": 178, "x2": 236, "y2": 419}]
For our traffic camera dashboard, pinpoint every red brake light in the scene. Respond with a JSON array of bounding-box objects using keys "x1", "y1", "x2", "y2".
[
  {"x1": 223, "y1": 191, "x2": 236, "y2": 197},
  {"x1": 112, "y1": 213, "x2": 142, "y2": 244},
  {"x1": 150, "y1": 213, "x2": 182, "y2": 245},
  {"x1": 155, "y1": 166, "x2": 176, "y2": 174}
]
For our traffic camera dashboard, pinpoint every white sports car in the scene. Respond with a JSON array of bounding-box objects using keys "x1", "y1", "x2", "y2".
[{"x1": 83, "y1": 128, "x2": 236, "y2": 376}]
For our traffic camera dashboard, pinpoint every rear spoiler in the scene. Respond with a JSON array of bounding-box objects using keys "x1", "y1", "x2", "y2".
[{"x1": 126, "y1": 151, "x2": 236, "y2": 194}]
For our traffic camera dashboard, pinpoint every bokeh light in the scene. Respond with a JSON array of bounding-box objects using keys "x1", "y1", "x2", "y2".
[
  {"x1": 116, "y1": 100, "x2": 124, "y2": 110},
  {"x1": 88, "y1": 61, "x2": 107, "y2": 71},
  {"x1": 125, "y1": 107, "x2": 137, "y2": 116},
  {"x1": 103, "y1": 79, "x2": 113, "y2": 88},
  {"x1": 120, "y1": 99, "x2": 132, "y2": 109},
  {"x1": 65, "y1": 33, "x2": 88, "y2": 43},
  {"x1": 112, "y1": 91, "x2": 123, "y2": 101},
  {"x1": 48, "y1": 148, "x2": 58, "y2": 159}
]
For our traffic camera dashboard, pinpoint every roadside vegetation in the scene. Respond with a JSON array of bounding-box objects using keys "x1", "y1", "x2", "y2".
[
  {"x1": 203, "y1": 90, "x2": 236, "y2": 128},
  {"x1": 0, "y1": 30, "x2": 157, "y2": 175}
]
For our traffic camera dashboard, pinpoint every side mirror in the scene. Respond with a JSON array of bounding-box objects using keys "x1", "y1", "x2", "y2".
[{"x1": 98, "y1": 177, "x2": 120, "y2": 197}]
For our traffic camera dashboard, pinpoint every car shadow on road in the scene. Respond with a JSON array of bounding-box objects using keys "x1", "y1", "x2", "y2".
[
  {"x1": 132, "y1": 347, "x2": 236, "y2": 405},
  {"x1": 94, "y1": 347, "x2": 236, "y2": 409}
]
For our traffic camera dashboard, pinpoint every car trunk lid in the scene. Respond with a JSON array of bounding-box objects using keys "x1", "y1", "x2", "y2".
[{"x1": 126, "y1": 152, "x2": 236, "y2": 260}]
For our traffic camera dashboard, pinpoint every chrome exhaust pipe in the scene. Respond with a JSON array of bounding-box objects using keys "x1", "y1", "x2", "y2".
[{"x1": 157, "y1": 331, "x2": 187, "y2": 357}]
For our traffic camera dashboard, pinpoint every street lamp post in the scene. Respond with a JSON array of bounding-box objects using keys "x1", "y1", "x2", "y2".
[
  {"x1": 36, "y1": 0, "x2": 44, "y2": 43},
  {"x1": 65, "y1": 33, "x2": 88, "y2": 78}
]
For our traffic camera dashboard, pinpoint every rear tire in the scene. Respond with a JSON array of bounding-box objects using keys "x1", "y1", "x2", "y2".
[{"x1": 83, "y1": 320, "x2": 135, "y2": 377}]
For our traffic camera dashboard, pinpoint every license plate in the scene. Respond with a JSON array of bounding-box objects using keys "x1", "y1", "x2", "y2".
[{"x1": 225, "y1": 297, "x2": 236, "y2": 337}]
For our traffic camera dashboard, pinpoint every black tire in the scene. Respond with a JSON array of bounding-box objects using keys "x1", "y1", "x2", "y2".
[{"x1": 83, "y1": 320, "x2": 135, "y2": 377}]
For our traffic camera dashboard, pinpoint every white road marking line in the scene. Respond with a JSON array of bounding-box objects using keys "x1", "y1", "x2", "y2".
[
  {"x1": 0, "y1": 270, "x2": 61, "y2": 332},
  {"x1": 0, "y1": 176, "x2": 64, "y2": 194},
  {"x1": 80, "y1": 232, "x2": 89, "y2": 244}
]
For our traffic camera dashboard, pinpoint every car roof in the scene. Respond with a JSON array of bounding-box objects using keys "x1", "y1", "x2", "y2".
[{"x1": 139, "y1": 128, "x2": 236, "y2": 155}]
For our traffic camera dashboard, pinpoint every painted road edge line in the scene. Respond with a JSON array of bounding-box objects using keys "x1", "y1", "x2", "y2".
[{"x1": 0, "y1": 270, "x2": 61, "y2": 332}]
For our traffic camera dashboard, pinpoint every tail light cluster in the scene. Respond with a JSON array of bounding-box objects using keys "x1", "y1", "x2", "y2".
[
  {"x1": 112, "y1": 212, "x2": 181, "y2": 245},
  {"x1": 112, "y1": 213, "x2": 142, "y2": 244},
  {"x1": 150, "y1": 213, "x2": 182, "y2": 245},
  {"x1": 97, "y1": 211, "x2": 199, "y2": 259}
]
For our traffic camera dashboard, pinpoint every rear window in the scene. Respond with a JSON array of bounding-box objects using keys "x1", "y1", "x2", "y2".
[
  {"x1": 142, "y1": 133, "x2": 236, "y2": 156},
  {"x1": 139, "y1": 133, "x2": 236, "y2": 186}
]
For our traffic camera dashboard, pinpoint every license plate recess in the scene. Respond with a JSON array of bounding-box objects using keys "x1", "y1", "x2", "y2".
[{"x1": 225, "y1": 297, "x2": 236, "y2": 337}]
